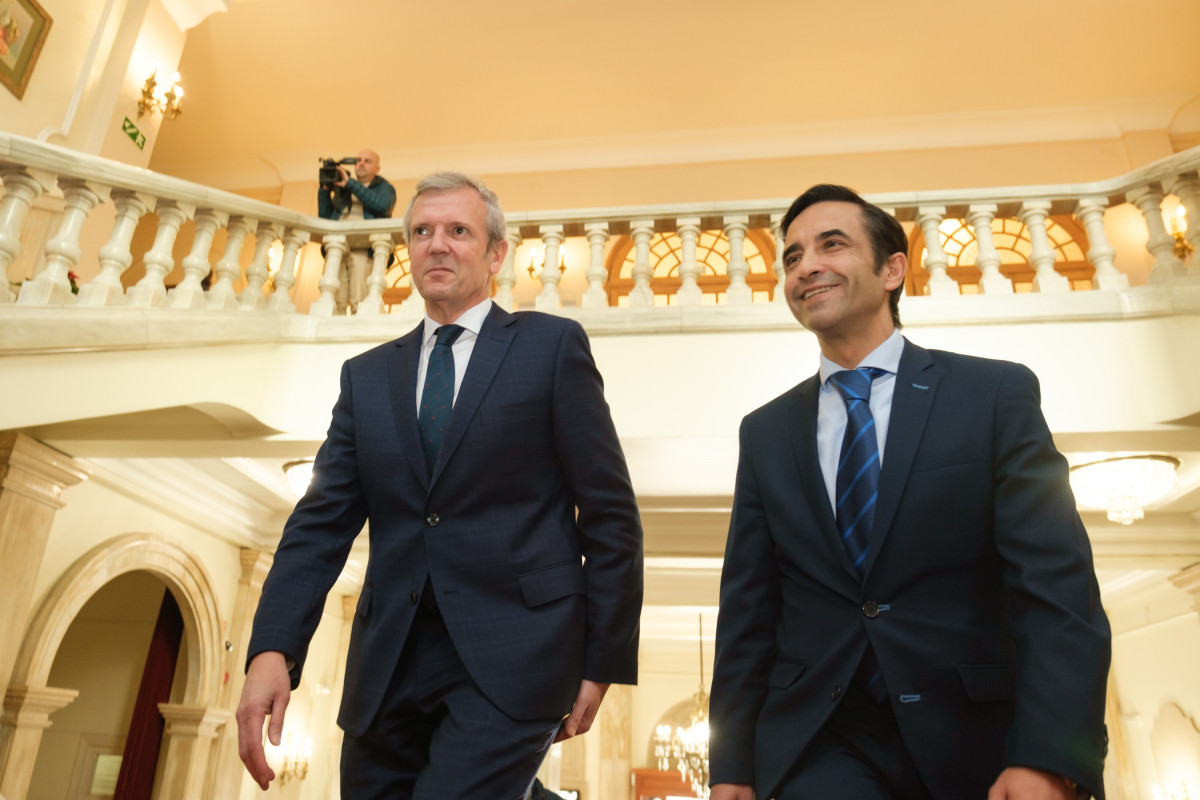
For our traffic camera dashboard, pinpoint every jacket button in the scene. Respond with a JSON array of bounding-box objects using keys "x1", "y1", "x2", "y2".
[
  {"x1": 831, "y1": 685, "x2": 842, "y2": 701},
  {"x1": 863, "y1": 601, "x2": 880, "y2": 618},
  {"x1": 426, "y1": 513, "x2": 440, "y2": 527},
  {"x1": 410, "y1": 591, "x2": 419, "y2": 605}
]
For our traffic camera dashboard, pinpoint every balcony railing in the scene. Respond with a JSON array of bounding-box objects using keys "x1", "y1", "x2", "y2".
[{"x1": 2, "y1": 131, "x2": 1199, "y2": 352}]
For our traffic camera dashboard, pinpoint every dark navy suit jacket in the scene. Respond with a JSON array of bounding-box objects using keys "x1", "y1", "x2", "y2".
[
  {"x1": 248, "y1": 306, "x2": 643, "y2": 736},
  {"x1": 709, "y1": 340, "x2": 1110, "y2": 799}
]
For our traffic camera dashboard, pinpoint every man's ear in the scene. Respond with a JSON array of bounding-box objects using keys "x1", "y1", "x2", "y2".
[
  {"x1": 882, "y1": 252, "x2": 906, "y2": 291},
  {"x1": 489, "y1": 239, "x2": 509, "y2": 276}
]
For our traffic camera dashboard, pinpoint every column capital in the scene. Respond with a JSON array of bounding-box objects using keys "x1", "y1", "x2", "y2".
[
  {"x1": 1017, "y1": 200, "x2": 1053, "y2": 219},
  {"x1": 158, "y1": 703, "x2": 233, "y2": 738},
  {"x1": 239, "y1": 549, "x2": 273, "y2": 587},
  {"x1": 0, "y1": 432, "x2": 89, "y2": 508},
  {"x1": 2, "y1": 684, "x2": 79, "y2": 728},
  {"x1": 583, "y1": 221, "x2": 609, "y2": 237}
]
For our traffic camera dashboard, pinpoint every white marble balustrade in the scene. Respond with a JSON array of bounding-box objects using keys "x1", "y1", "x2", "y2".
[{"x1": 2, "y1": 131, "x2": 1200, "y2": 333}]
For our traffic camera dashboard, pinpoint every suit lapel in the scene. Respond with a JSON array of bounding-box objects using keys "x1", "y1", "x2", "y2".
[
  {"x1": 863, "y1": 340, "x2": 938, "y2": 576},
  {"x1": 789, "y1": 374, "x2": 857, "y2": 578},
  {"x1": 429, "y1": 304, "x2": 516, "y2": 485},
  {"x1": 388, "y1": 321, "x2": 430, "y2": 487}
]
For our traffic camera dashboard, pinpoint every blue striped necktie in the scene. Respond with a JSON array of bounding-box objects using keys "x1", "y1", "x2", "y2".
[
  {"x1": 829, "y1": 367, "x2": 887, "y2": 577},
  {"x1": 419, "y1": 324, "x2": 464, "y2": 471}
]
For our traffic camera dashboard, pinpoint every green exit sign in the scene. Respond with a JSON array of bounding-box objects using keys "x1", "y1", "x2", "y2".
[{"x1": 122, "y1": 117, "x2": 146, "y2": 150}]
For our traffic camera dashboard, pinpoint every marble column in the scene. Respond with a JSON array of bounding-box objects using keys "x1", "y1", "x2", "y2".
[
  {"x1": 156, "y1": 703, "x2": 232, "y2": 800},
  {"x1": 771, "y1": 213, "x2": 786, "y2": 305},
  {"x1": 675, "y1": 218, "x2": 703, "y2": 305},
  {"x1": 628, "y1": 220, "x2": 655, "y2": 307},
  {"x1": 1017, "y1": 201, "x2": 1069, "y2": 293},
  {"x1": 916, "y1": 206, "x2": 957, "y2": 296},
  {"x1": 1127, "y1": 185, "x2": 1184, "y2": 284},
  {"x1": 0, "y1": 433, "x2": 88, "y2": 694},
  {"x1": 0, "y1": 167, "x2": 53, "y2": 303},
  {"x1": 169, "y1": 209, "x2": 229, "y2": 310},
  {"x1": 965, "y1": 205, "x2": 1011, "y2": 295},
  {"x1": 265, "y1": 228, "x2": 310, "y2": 313},
  {"x1": 494, "y1": 229, "x2": 522, "y2": 312},
  {"x1": 1168, "y1": 174, "x2": 1200, "y2": 279},
  {"x1": 597, "y1": 683, "x2": 631, "y2": 800},
  {"x1": 536, "y1": 225, "x2": 564, "y2": 311},
  {"x1": 723, "y1": 216, "x2": 751, "y2": 304},
  {"x1": 238, "y1": 222, "x2": 282, "y2": 311},
  {"x1": 581, "y1": 222, "x2": 609, "y2": 309},
  {"x1": 0, "y1": 684, "x2": 78, "y2": 800},
  {"x1": 77, "y1": 190, "x2": 153, "y2": 307},
  {"x1": 310, "y1": 235, "x2": 348, "y2": 316},
  {"x1": 17, "y1": 179, "x2": 110, "y2": 306},
  {"x1": 207, "y1": 215, "x2": 255, "y2": 311},
  {"x1": 126, "y1": 200, "x2": 195, "y2": 309},
  {"x1": 209, "y1": 550, "x2": 272, "y2": 800},
  {"x1": 1074, "y1": 197, "x2": 1128, "y2": 292},
  {"x1": 356, "y1": 234, "x2": 395, "y2": 316}
]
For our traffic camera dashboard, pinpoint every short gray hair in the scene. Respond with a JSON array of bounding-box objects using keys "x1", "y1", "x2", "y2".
[{"x1": 403, "y1": 171, "x2": 507, "y2": 250}]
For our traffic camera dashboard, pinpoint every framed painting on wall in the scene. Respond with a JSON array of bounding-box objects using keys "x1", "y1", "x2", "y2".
[{"x1": 0, "y1": 0, "x2": 52, "y2": 100}]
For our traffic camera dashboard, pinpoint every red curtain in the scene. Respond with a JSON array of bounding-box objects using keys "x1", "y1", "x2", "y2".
[{"x1": 113, "y1": 587, "x2": 184, "y2": 800}]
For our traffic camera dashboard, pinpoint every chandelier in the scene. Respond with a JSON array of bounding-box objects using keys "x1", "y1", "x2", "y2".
[
  {"x1": 1069, "y1": 454, "x2": 1180, "y2": 525},
  {"x1": 655, "y1": 614, "x2": 710, "y2": 798}
]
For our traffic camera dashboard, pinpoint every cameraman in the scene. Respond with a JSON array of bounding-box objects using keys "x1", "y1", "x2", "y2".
[{"x1": 316, "y1": 149, "x2": 397, "y2": 312}]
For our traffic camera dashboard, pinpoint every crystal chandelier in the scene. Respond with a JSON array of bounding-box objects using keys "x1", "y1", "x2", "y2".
[
  {"x1": 655, "y1": 614, "x2": 710, "y2": 798},
  {"x1": 1069, "y1": 454, "x2": 1180, "y2": 525}
]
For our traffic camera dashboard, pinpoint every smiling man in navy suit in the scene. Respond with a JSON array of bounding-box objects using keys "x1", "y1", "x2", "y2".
[
  {"x1": 708, "y1": 185, "x2": 1110, "y2": 800},
  {"x1": 236, "y1": 172, "x2": 643, "y2": 799}
]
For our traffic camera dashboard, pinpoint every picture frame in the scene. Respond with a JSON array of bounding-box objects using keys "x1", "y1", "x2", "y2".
[{"x1": 0, "y1": 0, "x2": 52, "y2": 100}]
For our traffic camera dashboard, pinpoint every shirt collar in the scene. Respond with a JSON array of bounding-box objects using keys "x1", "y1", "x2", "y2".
[
  {"x1": 819, "y1": 329, "x2": 905, "y2": 387},
  {"x1": 422, "y1": 299, "x2": 492, "y2": 345}
]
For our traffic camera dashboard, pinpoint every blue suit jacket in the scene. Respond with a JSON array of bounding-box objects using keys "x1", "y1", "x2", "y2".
[
  {"x1": 709, "y1": 340, "x2": 1110, "y2": 799},
  {"x1": 248, "y1": 306, "x2": 643, "y2": 736}
]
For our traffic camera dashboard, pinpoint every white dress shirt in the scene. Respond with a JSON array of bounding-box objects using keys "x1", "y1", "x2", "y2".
[
  {"x1": 816, "y1": 329, "x2": 905, "y2": 512},
  {"x1": 415, "y1": 299, "x2": 492, "y2": 412}
]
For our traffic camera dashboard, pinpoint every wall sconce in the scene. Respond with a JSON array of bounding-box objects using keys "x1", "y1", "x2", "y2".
[
  {"x1": 138, "y1": 67, "x2": 184, "y2": 120},
  {"x1": 1069, "y1": 454, "x2": 1180, "y2": 525},
  {"x1": 1169, "y1": 205, "x2": 1193, "y2": 261},
  {"x1": 278, "y1": 733, "x2": 311, "y2": 786},
  {"x1": 527, "y1": 249, "x2": 566, "y2": 279}
]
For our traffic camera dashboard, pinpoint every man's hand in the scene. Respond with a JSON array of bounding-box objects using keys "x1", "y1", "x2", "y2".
[
  {"x1": 235, "y1": 651, "x2": 292, "y2": 790},
  {"x1": 710, "y1": 784, "x2": 754, "y2": 800},
  {"x1": 553, "y1": 679, "x2": 609, "y2": 742},
  {"x1": 988, "y1": 766, "x2": 1075, "y2": 799},
  {"x1": 334, "y1": 166, "x2": 349, "y2": 188}
]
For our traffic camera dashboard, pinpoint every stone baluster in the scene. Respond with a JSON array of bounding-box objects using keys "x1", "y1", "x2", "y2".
[
  {"x1": 0, "y1": 685, "x2": 80, "y2": 799},
  {"x1": 628, "y1": 220, "x2": 655, "y2": 307},
  {"x1": 965, "y1": 204, "x2": 1010, "y2": 294},
  {"x1": 17, "y1": 179, "x2": 110, "y2": 306},
  {"x1": 494, "y1": 229, "x2": 521, "y2": 312},
  {"x1": 356, "y1": 234, "x2": 395, "y2": 316},
  {"x1": 771, "y1": 213, "x2": 786, "y2": 305},
  {"x1": 1018, "y1": 200, "x2": 1069, "y2": 292},
  {"x1": 310, "y1": 234, "x2": 348, "y2": 316},
  {"x1": 916, "y1": 207, "x2": 955, "y2": 296},
  {"x1": 76, "y1": 190, "x2": 152, "y2": 307},
  {"x1": 1127, "y1": 185, "x2": 1184, "y2": 284},
  {"x1": 265, "y1": 228, "x2": 310, "y2": 313},
  {"x1": 1074, "y1": 197, "x2": 1127, "y2": 291},
  {"x1": 127, "y1": 200, "x2": 195, "y2": 308},
  {"x1": 724, "y1": 215, "x2": 751, "y2": 304},
  {"x1": 0, "y1": 167, "x2": 53, "y2": 303},
  {"x1": 168, "y1": 209, "x2": 228, "y2": 309},
  {"x1": 582, "y1": 222, "x2": 609, "y2": 308},
  {"x1": 205, "y1": 215, "x2": 254, "y2": 310},
  {"x1": 675, "y1": 218, "x2": 703, "y2": 305},
  {"x1": 535, "y1": 225, "x2": 564, "y2": 311},
  {"x1": 239, "y1": 222, "x2": 282, "y2": 311},
  {"x1": 1168, "y1": 173, "x2": 1200, "y2": 278}
]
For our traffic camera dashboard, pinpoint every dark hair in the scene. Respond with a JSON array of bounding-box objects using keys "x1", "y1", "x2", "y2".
[{"x1": 781, "y1": 184, "x2": 907, "y2": 328}]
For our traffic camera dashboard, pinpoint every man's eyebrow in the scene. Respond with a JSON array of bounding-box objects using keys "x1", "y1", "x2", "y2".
[
  {"x1": 782, "y1": 242, "x2": 802, "y2": 259},
  {"x1": 817, "y1": 228, "x2": 850, "y2": 241}
]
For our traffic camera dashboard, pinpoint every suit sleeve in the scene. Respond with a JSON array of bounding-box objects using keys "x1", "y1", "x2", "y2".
[
  {"x1": 550, "y1": 321, "x2": 644, "y2": 685},
  {"x1": 708, "y1": 416, "x2": 782, "y2": 786},
  {"x1": 992, "y1": 362, "x2": 1111, "y2": 795},
  {"x1": 246, "y1": 360, "x2": 370, "y2": 687}
]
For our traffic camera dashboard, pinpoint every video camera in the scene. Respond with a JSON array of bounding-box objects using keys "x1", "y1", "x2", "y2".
[{"x1": 319, "y1": 156, "x2": 358, "y2": 189}]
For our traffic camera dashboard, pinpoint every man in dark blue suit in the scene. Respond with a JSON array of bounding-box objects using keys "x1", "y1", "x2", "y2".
[
  {"x1": 236, "y1": 172, "x2": 643, "y2": 798},
  {"x1": 709, "y1": 185, "x2": 1110, "y2": 800}
]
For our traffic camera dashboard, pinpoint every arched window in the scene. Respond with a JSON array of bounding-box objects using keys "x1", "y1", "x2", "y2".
[{"x1": 605, "y1": 228, "x2": 777, "y2": 306}]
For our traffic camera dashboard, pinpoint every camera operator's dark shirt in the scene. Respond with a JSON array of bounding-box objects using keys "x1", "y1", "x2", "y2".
[{"x1": 318, "y1": 176, "x2": 397, "y2": 220}]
